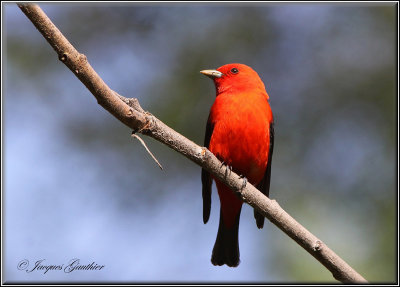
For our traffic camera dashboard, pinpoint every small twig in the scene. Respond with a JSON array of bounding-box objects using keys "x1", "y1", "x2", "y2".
[
  {"x1": 113, "y1": 91, "x2": 145, "y2": 113},
  {"x1": 131, "y1": 133, "x2": 163, "y2": 170}
]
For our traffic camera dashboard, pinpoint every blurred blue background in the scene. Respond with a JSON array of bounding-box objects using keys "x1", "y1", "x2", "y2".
[{"x1": 3, "y1": 3, "x2": 396, "y2": 283}]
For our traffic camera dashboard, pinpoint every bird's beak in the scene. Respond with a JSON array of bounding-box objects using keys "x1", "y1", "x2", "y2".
[{"x1": 200, "y1": 69, "x2": 223, "y2": 78}]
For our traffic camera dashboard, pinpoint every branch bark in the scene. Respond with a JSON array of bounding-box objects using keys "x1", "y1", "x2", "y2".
[{"x1": 18, "y1": 3, "x2": 368, "y2": 283}]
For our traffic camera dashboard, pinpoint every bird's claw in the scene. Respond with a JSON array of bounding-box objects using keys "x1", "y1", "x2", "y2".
[
  {"x1": 220, "y1": 161, "x2": 233, "y2": 178},
  {"x1": 239, "y1": 175, "x2": 247, "y2": 190}
]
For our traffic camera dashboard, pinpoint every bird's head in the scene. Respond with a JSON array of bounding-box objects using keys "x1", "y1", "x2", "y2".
[{"x1": 200, "y1": 63, "x2": 268, "y2": 98}]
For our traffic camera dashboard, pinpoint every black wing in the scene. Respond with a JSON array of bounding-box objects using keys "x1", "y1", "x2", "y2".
[
  {"x1": 201, "y1": 118, "x2": 214, "y2": 224},
  {"x1": 254, "y1": 122, "x2": 274, "y2": 229}
]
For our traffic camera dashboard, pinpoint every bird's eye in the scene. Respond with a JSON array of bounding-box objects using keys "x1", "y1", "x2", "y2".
[{"x1": 230, "y1": 68, "x2": 239, "y2": 74}]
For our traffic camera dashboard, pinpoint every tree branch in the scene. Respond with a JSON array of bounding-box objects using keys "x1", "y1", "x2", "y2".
[{"x1": 18, "y1": 3, "x2": 368, "y2": 283}]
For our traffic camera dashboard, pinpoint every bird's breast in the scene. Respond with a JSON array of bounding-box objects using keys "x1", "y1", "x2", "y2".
[{"x1": 208, "y1": 92, "x2": 272, "y2": 184}]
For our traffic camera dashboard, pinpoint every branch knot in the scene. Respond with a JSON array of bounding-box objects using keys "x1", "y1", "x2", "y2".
[
  {"x1": 59, "y1": 52, "x2": 68, "y2": 62},
  {"x1": 313, "y1": 240, "x2": 323, "y2": 252}
]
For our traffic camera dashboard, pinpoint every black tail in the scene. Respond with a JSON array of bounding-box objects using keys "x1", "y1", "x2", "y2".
[{"x1": 211, "y1": 207, "x2": 242, "y2": 267}]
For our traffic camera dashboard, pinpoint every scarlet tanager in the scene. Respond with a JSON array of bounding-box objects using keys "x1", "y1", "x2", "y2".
[{"x1": 200, "y1": 63, "x2": 274, "y2": 267}]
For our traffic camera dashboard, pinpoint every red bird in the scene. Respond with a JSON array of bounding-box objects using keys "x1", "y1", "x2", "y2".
[{"x1": 201, "y1": 63, "x2": 274, "y2": 267}]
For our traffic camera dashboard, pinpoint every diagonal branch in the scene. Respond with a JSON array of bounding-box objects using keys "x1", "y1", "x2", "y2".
[{"x1": 17, "y1": 3, "x2": 368, "y2": 283}]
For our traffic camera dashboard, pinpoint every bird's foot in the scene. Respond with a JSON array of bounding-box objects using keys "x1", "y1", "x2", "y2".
[
  {"x1": 239, "y1": 175, "x2": 247, "y2": 190},
  {"x1": 220, "y1": 161, "x2": 233, "y2": 178}
]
